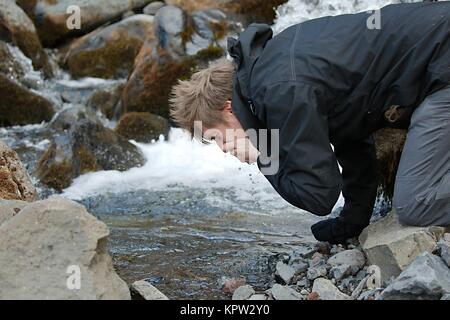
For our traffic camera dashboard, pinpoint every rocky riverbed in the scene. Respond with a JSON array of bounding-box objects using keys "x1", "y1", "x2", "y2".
[{"x1": 2, "y1": 0, "x2": 447, "y2": 301}]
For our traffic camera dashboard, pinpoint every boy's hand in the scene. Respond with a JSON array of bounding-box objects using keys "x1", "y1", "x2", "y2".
[{"x1": 223, "y1": 138, "x2": 260, "y2": 164}]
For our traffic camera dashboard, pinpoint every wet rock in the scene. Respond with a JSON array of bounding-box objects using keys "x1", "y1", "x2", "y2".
[
  {"x1": 437, "y1": 239, "x2": 450, "y2": 268},
  {"x1": 116, "y1": 112, "x2": 169, "y2": 143},
  {"x1": 327, "y1": 249, "x2": 366, "y2": 270},
  {"x1": 0, "y1": 140, "x2": 38, "y2": 202},
  {"x1": 87, "y1": 82, "x2": 126, "y2": 120},
  {"x1": 153, "y1": 5, "x2": 187, "y2": 56},
  {"x1": 0, "y1": 41, "x2": 25, "y2": 80},
  {"x1": 131, "y1": 280, "x2": 169, "y2": 300},
  {"x1": 359, "y1": 211, "x2": 444, "y2": 284},
  {"x1": 0, "y1": 0, "x2": 54, "y2": 77},
  {"x1": 122, "y1": 44, "x2": 196, "y2": 118},
  {"x1": 232, "y1": 285, "x2": 255, "y2": 300},
  {"x1": 0, "y1": 73, "x2": 54, "y2": 127},
  {"x1": 16, "y1": 0, "x2": 155, "y2": 46},
  {"x1": 66, "y1": 15, "x2": 155, "y2": 79},
  {"x1": 50, "y1": 104, "x2": 102, "y2": 132},
  {"x1": 380, "y1": 252, "x2": 450, "y2": 300},
  {"x1": 36, "y1": 119, "x2": 145, "y2": 190},
  {"x1": 0, "y1": 199, "x2": 29, "y2": 226},
  {"x1": 0, "y1": 196, "x2": 130, "y2": 299},
  {"x1": 143, "y1": 2, "x2": 166, "y2": 15},
  {"x1": 224, "y1": 0, "x2": 288, "y2": 25},
  {"x1": 330, "y1": 265, "x2": 352, "y2": 281},
  {"x1": 267, "y1": 284, "x2": 302, "y2": 300},
  {"x1": 275, "y1": 261, "x2": 295, "y2": 285},
  {"x1": 312, "y1": 278, "x2": 351, "y2": 300}
]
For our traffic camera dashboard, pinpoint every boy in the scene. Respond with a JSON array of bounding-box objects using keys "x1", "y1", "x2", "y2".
[{"x1": 170, "y1": 2, "x2": 450, "y2": 244}]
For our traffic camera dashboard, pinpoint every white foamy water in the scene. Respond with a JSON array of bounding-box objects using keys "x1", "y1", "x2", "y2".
[{"x1": 273, "y1": 0, "x2": 419, "y2": 34}]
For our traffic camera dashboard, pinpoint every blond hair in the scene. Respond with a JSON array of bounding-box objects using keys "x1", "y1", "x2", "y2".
[{"x1": 169, "y1": 58, "x2": 235, "y2": 136}]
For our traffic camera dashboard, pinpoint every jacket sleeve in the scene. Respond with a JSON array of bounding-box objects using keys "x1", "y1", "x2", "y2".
[{"x1": 256, "y1": 81, "x2": 342, "y2": 215}]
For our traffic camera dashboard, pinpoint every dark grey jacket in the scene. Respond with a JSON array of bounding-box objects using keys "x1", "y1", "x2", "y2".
[{"x1": 227, "y1": 2, "x2": 450, "y2": 224}]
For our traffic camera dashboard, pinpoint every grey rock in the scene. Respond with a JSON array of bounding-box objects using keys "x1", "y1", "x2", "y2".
[
  {"x1": 131, "y1": 280, "x2": 169, "y2": 300},
  {"x1": 312, "y1": 278, "x2": 351, "y2": 300},
  {"x1": 276, "y1": 261, "x2": 296, "y2": 284},
  {"x1": 359, "y1": 211, "x2": 444, "y2": 284},
  {"x1": 268, "y1": 284, "x2": 302, "y2": 300},
  {"x1": 358, "y1": 288, "x2": 383, "y2": 300},
  {"x1": 307, "y1": 264, "x2": 328, "y2": 281},
  {"x1": 143, "y1": 2, "x2": 165, "y2": 15},
  {"x1": 441, "y1": 294, "x2": 450, "y2": 300},
  {"x1": 192, "y1": 9, "x2": 227, "y2": 39},
  {"x1": 380, "y1": 252, "x2": 450, "y2": 300},
  {"x1": 437, "y1": 240, "x2": 450, "y2": 268},
  {"x1": 327, "y1": 249, "x2": 366, "y2": 269},
  {"x1": 232, "y1": 285, "x2": 255, "y2": 300},
  {"x1": 248, "y1": 294, "x2": 267, "y2": 301},
  {"x1": 0, "y1": 196, "x2": 130, "y2": 300},
  {"x1": 154, "y1": 5, "x2": 186, "y2": 56},
  {"x1": 297, "y1": 278, "x2": 311, "y2": 288},
  {"x1": 291, "y1": 261, "x2": 309, "y2": 274},
  {"x1": 330, "y1": 264, "x2": 352, "y2": 281},
  {"x1": 291, "y1": 245, "x2": 317, "y2": 260},
  {"x1": 0, "y1": 199, "x2": 29, "y2": 226},
  {"x1": 330, "y1": 245, "x2": 346, "y2": 255}
]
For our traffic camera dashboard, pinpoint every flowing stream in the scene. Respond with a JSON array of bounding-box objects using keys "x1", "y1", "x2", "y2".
[{"x1": 0, "y1": 0, "x2": 417, "y2": 299}]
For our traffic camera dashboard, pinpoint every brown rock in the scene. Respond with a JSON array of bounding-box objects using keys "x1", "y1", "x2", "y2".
[
  {"x1": 0, "y1": 140, "x2": 38, "y2": 202},
  {"x1": 116, "y1": 112, "x2": 169, "y2": 143},
  {"x1": 65, "y1": 15, "x2": 155, "y2": 79},
  {"x1": 0, "y1": 73, "x2": 54, "y2": 126},
  {"x1": 0, "y1": 0, "x2": 54, "y2": 77}
]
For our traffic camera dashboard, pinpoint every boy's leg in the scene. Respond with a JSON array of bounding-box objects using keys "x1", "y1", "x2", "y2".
[{"x1": 393, "y1": 86, "x2": 450, "y2": 226}]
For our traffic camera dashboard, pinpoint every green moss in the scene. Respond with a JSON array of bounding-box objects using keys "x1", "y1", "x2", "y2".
[
  {"x1": 116, "y1": 112, "x2": 169, "y2": 143},
  {"x1": 67, "y1": 31, "x2": 144, "y2": 79},
  {"x1": 124, "y1": 52, "x2": 197, "y2": 118},
  {"x1": 36, "y1": 145, "x2": 73, "y2": 191},
  {"x1": 181, "y1": 18, "x2": 196, "y2": 47},
  {"x1": 0, "y1": 73, "x2": 54, "y2": 126},
  {"x1": 74, "y1": 146, "x2": 99, "y2": 174},
  {"x1": 226, "y1": 0, "x2": 288, "y2": 24},
  {"x1": 195, "y1": 45, "x2": 225, "y2": 61}
]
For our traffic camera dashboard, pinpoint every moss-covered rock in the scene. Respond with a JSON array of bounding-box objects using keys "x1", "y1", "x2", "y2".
[
  {"x1": 16, "y1": 0, "x2": 155, "y2": 47},
  {"x1": 225, "y1": 0, "x2": 288, "y2": 24},
  {"x1": 116, "y1": 112, "x2": 169, "y2": 143},
  {"x1": 0, "y1": 0, "x2": 54, "y2": 78},
  {"x1": 0, "y1": 41, "x2": 24, "y2": 80},
  {"x1": 0, "y1": 73, "x2": 54, "y2": 127},
  {"x1": 65, "y1": 15, "x2": 155, "y2": 79},
  {"x1": 122, "y1": 43, "x2": 197, "y2": 118},
  {"x1": 88, "y1": 83, "x2": 125, "y2": 120},
  {"x1": 36, "y1": 119, "x2": 146, "y2": 191},
  {"x1": 374, "y1": 128, "x2": 408, "y2": 200}
]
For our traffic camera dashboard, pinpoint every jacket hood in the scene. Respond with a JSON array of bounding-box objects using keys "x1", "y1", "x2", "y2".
[{"x1": 227, "y1": 24, "x2": 273, "y2": 138}]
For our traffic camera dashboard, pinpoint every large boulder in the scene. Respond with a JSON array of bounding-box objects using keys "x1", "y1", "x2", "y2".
[
  {"x1": 0, "y1": 196, "x2": 130, "y2": 300},
  {"x1": 153, "y1": 5, "x2": 188, "y2": 57},
  {"x1": 122, "y1": 43, "x2": 197, "y2": 118},
  {"x1": 380, "y1": 252, "x2": 450, "y2": 300},
  {"x1": 0, "y1": 73, "x2": 55, "y2": 126},
  {"x1": 116, "y1": 112, "x2": 169, "y2": 143},
  {"x1": 312, "y1": 278, "x2": 351, "y2": 300},
  {"x1": 16, "y1": 0, "x2": 155, "y2": 47},
  {"x1": 359, "y1": 211, "x2": 445, "y2": 284},
  {"x1": 0, "y1": 140, "x2": 38, "y2": 202},
  {"x1": 0, "y1": 0, "x2": 54, "y2": 77},
  {"x1": 36, "y1": 119, "x2": 146, "y2": 190},
  {"x1": 65, "y1": 15, "x2": 155, "y2": 79},
  {"x1": 0, "y1": 199, "x2": 29, "y2": 226},
  {"x1": 131, "y1": 280, "x2": 169, "y2": 300}
]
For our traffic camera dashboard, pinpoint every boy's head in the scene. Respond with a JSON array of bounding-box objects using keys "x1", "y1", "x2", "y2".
[{"x1": 170, "y1": 58, "x2": 247, "y2": 150}]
